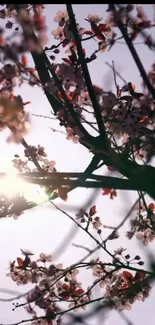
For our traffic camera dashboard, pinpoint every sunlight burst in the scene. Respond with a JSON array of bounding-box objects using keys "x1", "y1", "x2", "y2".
[{"x1": 0, "y1": 170, "x2": 48, "y2": 204}]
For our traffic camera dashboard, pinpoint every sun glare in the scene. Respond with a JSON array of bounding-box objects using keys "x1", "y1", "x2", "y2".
[{"x1": 0, "y1": 169, "x2": 48, "y2": 204}]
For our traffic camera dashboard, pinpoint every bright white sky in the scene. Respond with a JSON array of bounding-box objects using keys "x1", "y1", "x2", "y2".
[{"x1": 0, "y1": 4, "x2": 155, "y2": 325}]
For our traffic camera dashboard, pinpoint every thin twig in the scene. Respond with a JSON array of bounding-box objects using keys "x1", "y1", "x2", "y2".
[
  {"x1": 109, "y1": 4, "x2": 155, "y2": 100},
  {"x1": 105, "y1": 61, "x2": 127, "y2": 84}
]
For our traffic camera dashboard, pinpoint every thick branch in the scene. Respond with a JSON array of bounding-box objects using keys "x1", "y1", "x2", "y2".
[
  {"x1": 15, "y1": 5, "x2": 94, "y2": 147},
  {"x1": 66, "y1": 4, "x2": 109, "y2": 148},
  {"x1": 16, "y1": 172, "x2": 146, "y2": 192},
  {"x1": 0, "y1": 156, "x2": 101, "y2": 218}
]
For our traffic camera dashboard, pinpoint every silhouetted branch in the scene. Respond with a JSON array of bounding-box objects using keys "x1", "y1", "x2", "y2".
[
  {"x1": 66, "y1": 4, "x2": 109, "y2": 149},
  {"x1": 108, "y1": 4, "x2": 155, "y2": 100}
]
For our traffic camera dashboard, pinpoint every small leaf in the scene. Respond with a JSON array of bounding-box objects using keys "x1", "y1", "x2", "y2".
[
  {"x1": 107, "y1": 166, "x2": 115, "y2": 172},
  {"x1": 17, "y1": 257, "x2": 23, "y2": 267},
  {"x1": 98, "y1": 23, "x2": 108, "y2": 32},
  {"x1": 122, "y1": 270, "x2": 133, "y2": 282},
  {"x1": 62, "y1": 58, "x2": 71, "y2": 64},
  {"x1": 21, "y1": 55, "x2": 28, "y2": 66},
  {"x1": 75, "y1": 288, "x2": 84, "y2": 295},
  {"x1": 148, "y1": 203, "x2": 155, "y2": 211},
  {"x1": 83, "y1": 30, "x2": 93, "y2": 35},
  {"x1": 89, "y1": 205, "x2": 96, "y2": 217},
  {"x1": 58, "y1": 187, "x2": 68, "y2": 201},
  {"x1": 102, "y1": 188, "x2": 111, "y2": 195}
]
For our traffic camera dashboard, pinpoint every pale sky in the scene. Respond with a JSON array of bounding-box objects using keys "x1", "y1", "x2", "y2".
[{"x1": 0, "y1": 4, "x2": 155, "y2": 325}]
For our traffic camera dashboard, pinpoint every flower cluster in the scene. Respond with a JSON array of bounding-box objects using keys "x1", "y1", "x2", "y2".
[
  {"x1": 12, "y1": 145, "x2": 56, "y2": 173},
  {"x1": 7, "y1": 248, "x2": 151, "y2": 323},
  {"x1": 106, "y1": 5, "x2": 154, "y2": 40},
  {"x1": 76, "y1": 205, "x2": 103, "y2": 234},
  {"x1": 91, "y1": 256, "x2": 151, "y2": 311},
  {"x1": 8, "y1": 249, "x2": 88, "y2": 323},
  {"x1": 0, "y1": 91, "x2": 30, "y2": 142},
  {"x1": 126, "y1": 201, "x2": 155, "y2": 245},
  {"x1": 0, "y1": 5, "x2": 155, "y2": 324}
]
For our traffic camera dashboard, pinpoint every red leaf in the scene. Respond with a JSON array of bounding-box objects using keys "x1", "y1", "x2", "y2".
[
  {"x1": 148, "y1": 203, "x2": 155, "y2": 211},
  {"x1": 139, "y1": 116, "x2": 147, "y2": 123},
  {"x1": 121, "y1": 283, "x2": 129, "y2": 289},
  {"x1": 98, "y1": 23, "x2": 107, "y2": 32},
  {"x1": 89, "y1": 205, "x2": 97, "y2": 217},
  {"x1": 62, "y1": 283, "x2": 70, "y2": 291},
  {"x1": 107, "y1": 166, "x2": 115, "y2": 172},
  {"x1": 17, "y1": 257, "x2": 23, "y2": 267},
  {"x1": 35, "y1": 14, "x2": 44, "y2": 26},
  {"x1": 62, "y1": 58, "x2": 71, "y2": 64},
  {"x1": 96, "y1": 34, "x2": 106, "y2": 41},
  {"x1": 21, "y1": 55, "x2": 28, "y2": 67},
  {"x1": 102, "y1": 188, "x2": 111, "y2": 195},
  {"x1": 83, "y1": 30, "x2": 93, "y2": 35},
  {"x1": 57, "y1": 91, "x2": 72, "y2": 102},
  {"x1": 122, "y1": 271, "x2": 133, "y2": 282},
  {"x1": 58, "y1": 187, "x2": 68, "y2": 201},
  {"x1": 75, "y1": 288, "x2": 84, "y2": 295}
]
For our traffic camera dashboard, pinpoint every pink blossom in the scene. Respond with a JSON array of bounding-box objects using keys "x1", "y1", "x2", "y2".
[
  {"x1": 87, "y1": 14, "x2": 102, "y2": 24},
  {"x1": 98, "y1": 41, "x2": 108, "y2": 52},
  {"x1": 69, "y1": 295, "x2": 89, "y2": 311},
  {"x1": 136, "y1": 229, "x2": 155, "y2": 246},
  {"x1": 37, "y1": 253, "x2": 52, "y2": 263},
  {"x1": 79, "y1": 89, "x2": 91, "y2": 105},
  {"x1": 92, "y1": 217, "x2": 103, "y2": 230},
  {"x1": 51, "y1": 26, "x2": 65, "y2": 40},
  {"x1": 66, "y1": 126, "x2": 80, "y2": 144},
  {"x1": 117, "y1": 300, "x2": 132, "y2": 311},
  {"x1": 92, "y1": 264, "x2": 104, "y2": 277},
  {"x1": 54, "y1": 10, "x2": 69, "y2": 26},
  {"x1": 65, "y1": 269, "x2": 79, "y2": 281}
]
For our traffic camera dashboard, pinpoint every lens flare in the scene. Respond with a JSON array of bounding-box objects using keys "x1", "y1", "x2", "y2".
[{"x1": 0, "y1": 170, "x2": 48, "y2": 204}]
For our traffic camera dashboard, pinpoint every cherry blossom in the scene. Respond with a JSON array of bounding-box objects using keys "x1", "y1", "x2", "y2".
[
  {"x1": 136, "y1": 229, "x2": 155, "y2": 246},
  {"x1": 54, "y1": 10, "x2": 69, "y2": 26},
  {"x1": 0, "y1": 4, "x2": 155, "y2": 324},
  {"x1": 51, "y1": 26, "x2": 65, "y2": 41},
  {"x1": 37, "y1": 253, "x2": 52, "y2": 263},
  {"x1": 87, "y1": 14, "x2": 103, "y2": 24},
  {"x1": 66, "y1": 126, "x2": 80, "y2": 143}
]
